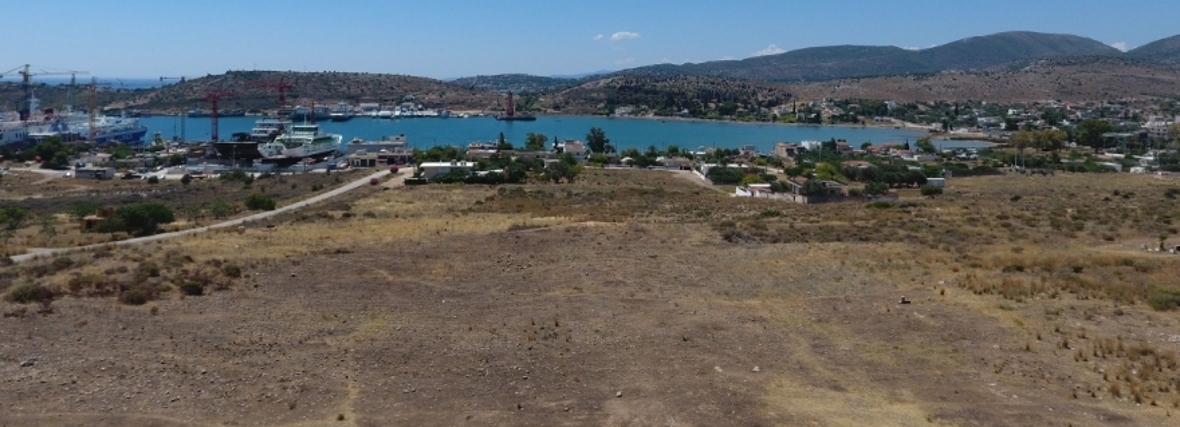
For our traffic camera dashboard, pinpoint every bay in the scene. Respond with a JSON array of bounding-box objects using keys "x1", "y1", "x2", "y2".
[{"x1": 137, "y1": 115, "x2": 941, "y2": 153}]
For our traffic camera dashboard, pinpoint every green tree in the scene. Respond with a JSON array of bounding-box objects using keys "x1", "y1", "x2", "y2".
[
  {"x1": 915, "y1": 136, "x2": 936, "y2": 154},
  {"x1": 864, "y1": 181, "x2": 889, "y2": 196},
  {"x1": 586, "y1": 127, "x2": 614, "y2": 153},
  {"x1": 104, "y1": 203, "x2": 175, "y2": 236},
  {"x1": 68, "y1": 202, "x2": 99, "y2": 220},
  {"x1": 39, "y1": 214, "x2": 56, "y2": 238},
  {"x1": 0, "y1": 207, "x2": 30, "y2": 232},
  {"x1": 245, "y1": 193, "x2": 277, "y2": 211},
  {"x1": 1077, "y1": 119, "x2": 1114, "y2": 153},
  {"x1": 496, "y1": 132, "x2": 514, "y2": 150},
  {"x1": 524, "y1": 132, "x2": 548, "y2": 151},
  {"x1": 110, "y1": 144, "x2": 133, "y2": 160},
  {"x1": 799, "y1": 179, "x2": 831, "y2": 197},
  {"x1": 180, "y1": 173, "x2": 192, "y2": 186},
  {"x1": 920, "y1": 185, "x2": 944, "y2": 198},
  {"x1": 210, "y1": 201, "x2": 234, "y2": 219}
]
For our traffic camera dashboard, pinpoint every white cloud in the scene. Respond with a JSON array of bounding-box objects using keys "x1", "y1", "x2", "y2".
[
  {"x1": 750, "y1": 44, "x2": 786, "y2": 57},
  {"x1": 610, "y1": 31, "x2": 641, "y2": 41},
  {"x1": 592, "y1": 34, "x2": 604, "y2": 41},
  {"x1": 613, "y1": 56, "x2": 636, "y2": 66},
  {"x1": 902, "y1": 46, "x2": 921, "y2": 51},
  {"x1": 1111, "y1": 42, "x2": 1128, "y2": 52},
  {"x1": 719, "y1": 55, "x2": 736, "y2": 61}
]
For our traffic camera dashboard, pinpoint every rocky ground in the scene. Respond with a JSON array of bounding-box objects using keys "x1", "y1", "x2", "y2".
[{"x1": 2, "y1": 169, "x2": 1179, "y2": 426}]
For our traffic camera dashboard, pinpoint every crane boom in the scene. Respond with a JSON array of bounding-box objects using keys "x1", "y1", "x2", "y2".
[{"x1": 1, "y1": 64, "x2": 88, "y2": 121}]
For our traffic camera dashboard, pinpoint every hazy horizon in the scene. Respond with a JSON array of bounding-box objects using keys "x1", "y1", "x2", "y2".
[{"x1": 2, "y1": 0, "x2": 1177, "y2": 80}]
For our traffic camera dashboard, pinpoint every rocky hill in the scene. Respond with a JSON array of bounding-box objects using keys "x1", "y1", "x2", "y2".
[
  {"x1": 1127, "y1": 35, "x2": 1180, "y2": 64},
  {"x1": 110, "y1": 70, "x2": 504, "y2": 113},
  {"x1": 784, "y1": 56, "x2": 1180, "y2": 103},
  {"x1": 449, "y1": 74, "x2": 580, "y2": 92},
  {"x1": 548, "y1": 56, "x2": 1180, "y2": 113},
  {"x1": 619, "y1": 31, "x2": 1125, "y2": 82}
]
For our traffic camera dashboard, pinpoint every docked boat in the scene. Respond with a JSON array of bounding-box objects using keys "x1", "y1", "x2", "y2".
[
  {"x1": 248, "y1": 117, "x2": 290, "y2": 142},
  {"x1": 262, "y1": 123, "x2": 342, "y2": 161},
  {"x1": 27, "y1": 114, "x2": 148, "y2": 145},
  {"x1": 212, "y1": 132, "x2": 263, "y2": 160},
  {"x1": 188, "y1": 108, "x2": 246, "y2": 118},
  {"x1": 289, "y1": 105, "x2": 331, "y2": 122},
  {"x1": 329, "y1": 103, "x2": 355, "y2": 122},
  {"x1": 341, "y1": 134, "x2": 407, "y2": 155},
  {"x1": 0, "y1": 121, "x2": 31, "y2": 147}
]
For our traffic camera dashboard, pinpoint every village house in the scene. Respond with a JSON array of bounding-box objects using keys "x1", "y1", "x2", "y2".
[
  {"x1": 554, "y1": 140, "x2": 588, "y2": 163},
  {"x1": 773, "y1": 142, "x2": 806, "y2": 159},
  {"x1": 418, "y1": 161, "x2": 476, "y2": 181}
]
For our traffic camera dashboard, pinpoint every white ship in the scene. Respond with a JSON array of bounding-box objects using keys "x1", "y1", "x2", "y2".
[{"x1": 263, "y1": 123, "x2": 342, "y2": 160}]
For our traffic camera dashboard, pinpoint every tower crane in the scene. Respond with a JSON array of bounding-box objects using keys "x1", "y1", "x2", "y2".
[
  {"x1": 245, "y1": 77, "x2": 294, "y2": 117},
  {"x1": 1, "y1": 64, "x2": 88, "y2": 120},
  {"x1": 200, "y1": 91, "x2": 236, "y2": 142}
]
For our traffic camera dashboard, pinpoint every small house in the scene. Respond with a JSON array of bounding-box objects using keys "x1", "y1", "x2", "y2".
[
  {"x1": 74, "y1": 166, "x2": 115, "y2": 180},
  {"x1": 419, "y1": 161, "x2": 476, "y2": 181}
]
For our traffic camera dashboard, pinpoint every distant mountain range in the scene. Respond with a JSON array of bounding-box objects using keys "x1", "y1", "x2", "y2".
[{"x1": 456, "y1": 31, "x2": 1180, "y2": 89}]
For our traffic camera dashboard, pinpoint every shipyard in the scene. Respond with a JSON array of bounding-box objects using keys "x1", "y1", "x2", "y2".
[{"x1": 3, "y1": 2, "x2": 1180, "y2": 427}]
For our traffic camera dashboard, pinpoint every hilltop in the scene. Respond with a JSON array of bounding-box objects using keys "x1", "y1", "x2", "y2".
[
  {"x1": 110, "y1": 70, "x2": 505, "y2": 113},
  {"x1": 449, "y1": 74, "x2": 580, "y2": 92},
  {"x1": 545, "y1": 56, "x2": 1180, "y2": 114},
  {"x1": 1127, "y1": 35, "x2": 1180, "y2": 64},
  {"x1": 619, "y1": 31, "x2": 1126, "y2": 82}
]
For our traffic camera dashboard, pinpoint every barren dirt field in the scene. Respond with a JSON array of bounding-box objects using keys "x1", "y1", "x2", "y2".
[{"x1": 2, "y1": 169, "x2": 1180, "y2": 426}]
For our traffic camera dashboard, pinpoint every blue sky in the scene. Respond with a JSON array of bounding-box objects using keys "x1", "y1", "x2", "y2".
[{"x1": 3, "y1": 0, "x2": 1177, "y2": 80}]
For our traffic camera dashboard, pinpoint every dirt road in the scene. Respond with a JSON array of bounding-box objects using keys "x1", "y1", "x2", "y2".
[{"x1": 10, "y1": 167, "x2": 411, "y2": 263}]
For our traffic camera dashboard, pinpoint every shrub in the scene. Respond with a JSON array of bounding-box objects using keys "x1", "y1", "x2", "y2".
[
  {"x1": 920, "y1": 185, "x2": 943, "y2": 198},
  {"x1": 68, "y1": 202, "x2": 99, "y2": 220},
  {"x1": 120, "y1": 288, "x2": 149, "y2": 305},
  {"x1": 99, "y1": 203, "x2": 176, "y2": 236},
  {"x1": 1148, "y1": 289, "x2": 1180, "y2": 311},
  {"x1": 147, "y1": 175, "x2": 160, "y2": 184},
  {"x1": 221, "y1": 263, "x2": 242, "y2": 278},
  {"x1": 179, "y1": 282, "x2": 204, "y2": 296},
  {"x1": 5, "y1": 283, "x2": 56, "y2": 304},
  {"x1": 245, "y1": 193, "x2": 277, "y2": 211},
  {"x1": 51, "y1": 256, "x2": 75, "y2": 272},
  {"x1": 759, "y1": 209, "x2": 782, "y2": 218},
  {"x1": 135, "y1": 261, "x2": 161, "y2": 280},
  {"x1": 180, "y1": 174, "x2": 192, "y2": 186}
]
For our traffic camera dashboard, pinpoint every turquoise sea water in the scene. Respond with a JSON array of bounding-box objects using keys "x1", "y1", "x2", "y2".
[{"x1": 138, "y1": 115, "x2": 953, "y2": 152}]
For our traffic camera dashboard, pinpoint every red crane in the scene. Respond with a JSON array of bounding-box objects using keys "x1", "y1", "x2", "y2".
[
  {"x1": 201, "y1": 91, "x2": 235, "y2": 142},
  {"x1": 245, "y1": 77, "x2": 294, "y2": 117}
]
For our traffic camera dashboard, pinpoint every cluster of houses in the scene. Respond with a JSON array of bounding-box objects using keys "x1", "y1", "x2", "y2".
[{"x1": 410, "y1": 140, "x2": 590, "y2": 181}]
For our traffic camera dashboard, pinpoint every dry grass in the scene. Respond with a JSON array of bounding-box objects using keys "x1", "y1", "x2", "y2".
[{"x1": 3, "y1": 168, "x2": 1180, "y2": 426}]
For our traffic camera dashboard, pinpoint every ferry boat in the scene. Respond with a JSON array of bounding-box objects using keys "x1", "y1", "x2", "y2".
[
  {"x1": 247, "y1": 117, "x2": 290, "y2": 142},
  {"x1": 329, "y1": 103, "x2": 355, "y2": 122},
  {"x1": 289, "y1": 105, "x2": 331, "y2": 122},
  {"x1": 0, "y1": 122, "x2": 31, "y2": 146},
  {"x1": 262, "y1": 123, "x2": 342, "y2": 160},
  {"x1": 27, "y1": 114, "x2": 148, "y2": 145}
]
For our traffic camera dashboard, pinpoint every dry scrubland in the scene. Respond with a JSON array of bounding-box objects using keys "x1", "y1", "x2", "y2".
[
  {"x1": 0, "y1": 170, "x2": 361, "y2": 256},
  {"x1": 2, "y1": 169, "x2": 1180, "y2": 426}
]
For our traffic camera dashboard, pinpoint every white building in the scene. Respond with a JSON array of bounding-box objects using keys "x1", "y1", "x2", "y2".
[{"x1": 419, "y1": 161, "x2": 476, "y2": 181}]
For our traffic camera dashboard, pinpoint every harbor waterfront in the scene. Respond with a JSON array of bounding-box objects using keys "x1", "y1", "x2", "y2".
[{"x1": 137, "y1": 115, "x2": 987, "y2": 153}]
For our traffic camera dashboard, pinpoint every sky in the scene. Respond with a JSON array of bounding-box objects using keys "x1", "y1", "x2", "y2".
[{"x1": 2, "y1": 0, "x2": 1177, "y2": 81}]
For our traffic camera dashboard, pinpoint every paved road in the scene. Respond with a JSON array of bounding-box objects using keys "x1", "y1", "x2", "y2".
[{"x1": 10, "y1": 168, "x2": 410, "y2": 264}]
